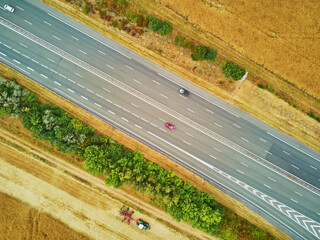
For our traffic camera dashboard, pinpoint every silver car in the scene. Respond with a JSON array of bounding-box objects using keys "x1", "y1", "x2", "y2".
[{"x1": 4, "y1": 4, "x2": 15, "y2": 12}]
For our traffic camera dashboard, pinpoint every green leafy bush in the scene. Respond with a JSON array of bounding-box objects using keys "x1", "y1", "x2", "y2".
[
  {"x1": 191, "y1": 45, "x2": 217, "y2": 61},
  {"x1": 222, "y1": 62, "x2": 245, "y2": 81}
]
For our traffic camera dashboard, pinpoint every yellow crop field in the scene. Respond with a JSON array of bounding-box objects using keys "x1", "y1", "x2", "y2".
[{"x1": 154, "y1": 0, "x2": 320, "y2": 98}]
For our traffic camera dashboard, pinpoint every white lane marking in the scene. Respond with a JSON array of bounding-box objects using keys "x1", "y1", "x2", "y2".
[
  {"x1": 19, "y1": 43, "x2": 28, "y2": 48},
  {"x1": 58, "y1": 73, "x2": 67, "y2": 78},
  {"x1": 71, "y1": 36, "x2": 79, "y2": 41},
  {"x1": 50, "y1": 69, "x2": 57, "y2": 74},
  {"x1": 209, "y1": 155, "x2": 216, "y2": 159},
  {"x1": 240, "y1": 162, "x2": 248, "y2": 167},
  {"x1": 150, "y1": 123, "x2": 158, "y2": 128},
  {"x1": 47, "y1": 57, "x2": 55, "y2": 63},
  {"x1": 121, "y1": 117, "x2": 129, "y2": 122},
  {"x1": 179, "y1": 95, "x2": 187, "y2": 99},
  {"x1": 317, "y1": 213, "x2": 320, "y2": 216},
  {"x1": 283, "y1": 150, "x2": 291, "y2": 155},
  {"x1": 0, "y1": 52, "x2": 7, "y2": 57},
  {"x1": 159, "y1": 128, "x2": 167, "y2": 133},
  {"x1": 268, "y1": 177, "x2": 276, "y2": 182},
  {"x1": 68, "y1": 78, "x2": 75, "y2": 83},
  {"x1": 135, "y1": 124, "x2": 142, "y2": 129},
  {"x1": 141, "y1": 118, "x2": 148, "y2": 123},
  {"x1": 3, "y1": 44, "x2": 11, "y2": 49},
  {"x1": 214, "y1": 123, "x2": 222, "y2": 128},
  {"x1": 291, "y1": 164, "x2": 299, "y2": 170},
  {"x1": 265, "y1": 150, "x2": 273, "y2": 155},
  {"x1": 206, "y1": 109, "x2": 214, "y2": 114},
  {"x1": 264, "y1": 184, "x2": 271, "y2": 189},
  {"x1": 40, "y1": 74, "x2": 48, "y2": 79},
  {"x1": 0, "y1": 56, "x2": 29, "y2": 75},
  {"x1": 106, "y1": 64, "x2": 115, "y2": 69},
  {"x1": 13, "y1": 59, "x2": 20, "y2": 64},
  {"x1": 114, "y1": 103, "x2": 122, "y2": 108},
  {"x1": 132, "y1": 113, "x2": 139, "y2": 118},
  {"x1": 77, "y1": 83, "x2": 85, "y2": 88},
  {"x1": 295, "y1": 191, "x2": 303, "y2": 196},
  {"x1": 160, "y1": 94, "x2": 168, "y2": 99},
  {"x1": 24, "y1": 20, "x2": 32, "y2": 25},
  {"x1": 237, "y1": 170, "x2": 244, "y2": 175},
  {"x1": 131, "y1": 103, "x2": 139, "y2": 108},
  {"x1": 187, "y1": 108, "x2": 195, "y2": 113},
  {"x1": 94, "y1": 103, "x2": 102, "y2": 108},
  {"x1": 183, "y1": 140, "x2": 191, "y2": 145},
  {"x1": 213, "y1": 147, "x2": 221, "y2": 152},
  {"x1": 52, "y1": 35, "x2": 61, "y2": 41},
  {"x1": 41, "y1": 64, "x2": 48, "y2": 69},
  {"x1": 108, "y1": 110, "x2": 115, "y2": 115},
  {"x1": 75, "y1": 72, "x2": 83, "y2": 78},
  {"x1": 133, "y1": 79, "x2": 141, "y2": 84},
  {"x1": 267, "y1": 131, "x2": 320, "y2": 162},
  {"x1": 185, "y1": 132, "x2": 193, "y2": 137},
  {"x1": 103, "y1": 87, "x2": 111, "y2": 93},
  {"x1": 105, "y1": 98, "x2": 112, "y2": 103},
  {"x1": 122, "y1": 108, "x2": 130, "y2": 113},
  {"x1": 12, "y1": 49, "x2": 20, "y2": 54},
  {"x1": 158, "y1": 118, "x2": 166, "y2": 122},
  {"x1": 96, "y1": 94, "x2": 103, "y2": 99},
  {"x1": 48, "y1": 13, "x2": 132, "y2": 59},
  {"x1": 291, "y1": 198, "x2": 298, "y2": 204},
  {"x1": 31, "y1": 59, "x2": 39, "y2": 64},
  {"x1": 79, "y1": 49, "x2": 87, "y2": 55},
  {"x1": 126, "y1": 65, "x2": 134, "y2": 70},
  {"x1": 16, "y1": 5, "x2": 24, "y2": 11},
  {"x1": 81, "y1": 96, "x2": 88, "y2": 100},
  {"x1": 152, "y1": 80, "x2": 160, "y2": 85},
  {"x1": 22, "y1": 54, "x2": 30, "y2": 59},
  {"x1": 67, "y1": 88, "x2": 75, "y2": 93},
  {"x1": 241, "y1": 137, "x2": 249, "y2": 142},
  {"x1": 259, "y1": 137, "x2": 267, "y2": 142},
  {"x1": 98, "y1": 50, "x2": 106, "y2": 55},
  {"x1": 310, "y1": 165, "x2": 318, "y2": 170},
  {"x1": 86, "y1": 88, "x2": 94, "y2": 93},
  {"x1": 43, "y1": 20, "x2": 51, "y2": 26},
  {"x1": 27, "y1": 66, "x2": 34, "y2": 71}
]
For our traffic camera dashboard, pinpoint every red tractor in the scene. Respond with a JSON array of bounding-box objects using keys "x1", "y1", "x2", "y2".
[{"x1": 119, "y1": 205, "x2": 151, "y2": 230}]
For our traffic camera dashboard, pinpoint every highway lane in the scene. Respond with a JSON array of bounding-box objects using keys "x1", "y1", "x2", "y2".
[{"x1": 0, "y1": 0, "x2": 320, "y2": 239}]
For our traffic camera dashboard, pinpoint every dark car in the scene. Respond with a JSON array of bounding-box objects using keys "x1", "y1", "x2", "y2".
[
  {"x1": 179, "y1": 88, "x2": 189, "y2": 96},
  {"x1": 165, "y1": 123, "x2": 175, "y2": 130}
]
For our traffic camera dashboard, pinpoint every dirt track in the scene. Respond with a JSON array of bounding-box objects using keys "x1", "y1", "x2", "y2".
[{"x1": 0, "y1": 124, "x2": 216, "y2": 240}]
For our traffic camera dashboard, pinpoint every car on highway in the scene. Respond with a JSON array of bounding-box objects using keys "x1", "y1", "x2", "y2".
[
  {"x1": 4, "y1": 4, "x2": 14, "y2": 12},
  {"x1": 179, "y1": 88, "x2": 189, "y2": 96},
  {"x1": 165, "y1": 123, "x2": 175, "y2": 130}
]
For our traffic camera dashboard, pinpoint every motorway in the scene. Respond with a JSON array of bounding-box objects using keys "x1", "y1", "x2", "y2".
[{"x1": 0, "y1": 1, "x2": 320, "y2": 239}]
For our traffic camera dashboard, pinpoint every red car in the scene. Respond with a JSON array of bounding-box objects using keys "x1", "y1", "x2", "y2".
[{"x1": 165, "y1": 123, "x2": 175, "y2": 130}]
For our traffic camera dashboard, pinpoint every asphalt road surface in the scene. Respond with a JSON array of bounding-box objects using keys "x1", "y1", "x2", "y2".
[{"x1": 0, "y1": 1, "x2": 319, "y2": 239}]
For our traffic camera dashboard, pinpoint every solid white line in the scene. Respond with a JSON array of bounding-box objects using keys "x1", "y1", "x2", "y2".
[
  {"x1": 158, "y1": 118, "x2": 166, "y2": 122},
  {"x1": 68, "y1": 78, "x2": 75, "y2": 83},
  {"x1": 187, "y1": 108, "x2": 195, "y2": 113},
  {"x1": 26, "y1": 66, "x2": 34, "y2": 71},
  {"x1": 283, "y1": 150, "x2": 290, "y2": 155},
  {"x1": 81, "y1": 96, "x2": 88, "y2": 100},
  {"x1": 121, "y1": 117, "x2": 129, "y2": 122},
  {"x1": 237, "y1": 170, "x2": 244, "y2": 175},
  {"x1": 75, "y1": 72, "x2": 83, "y2": 78},
  {"x1": 240, "y1": 162, "x2": 248, "y2": 167},
  {"x1": 105, "y1": 98, "x2": 112, "y2": 103},
  {"x1": 22, "y1": 54, "x2": 30, "y2": 59},
  {"x1": 265, "y1": 150, "x2": 273, "y2": 155},
  {"x1": 24, "y1": 20, "x2": 32, "y2": 25},
  {"x1": 77, "y1": 83, "x2": 85, "y2": 88},
  {"x1": 96, "y1": 94, "x2": 103, "y2": 98},
  {"x1": 3, "y1": 44, "x2": 11, "y2": 49},
  {"x1": 152, "y1": 80, "x2": 160, "y2": 85},
  {"x1": 67, "y1": 88, "x2": 75, "y2": 93},
  {"x1": 58, "y1": 73, "x2": 67, "y2": 78},
  {"x1": 40, "y1": 74, "x2": 48, "y2": 79},
  {"x1": 183, "y1": 140, "x2": 191, "y2": 145},
  {"x1": 122, "y1": 108, "x2": 130, "y2": 113},
  {"x1": 16, "y1": 5, "x2": 24, "y2": 11},
  {"x1": 241, "y1": 137, "x2": 249, "y2": 142},
  {"x1": 259, "y1": 137, "x2": 267, "y2": 142},
  {"x1": 291, "y1": 198, "x2": 298, "y2": 204},
  {"x1": 12, "y1": 49, "x2": 20, "y2": 54},
  {"x1": 132, "y1": 113, "x2": 139, "y2": 118},
  {"x1": 71, "y1": 36, "x2": 79, "y2": 41},
  {"x1": 295, "y1": 191, "x2": 303, "y2": 196},
  {"x1": 79, "y1": 49, "x2": 87, "y2": 55},
  {"x1": 268, "y1": 177, "x2": 276, "y2": 182},
  {"x1": 50, "y1": 69, "x2": 57, "y2": 74},
  {"x1": 31, "y1": 59, "x2": 39, "y2": 64},
  {"x1": 47, "y1": 57, "x2": 55, "y2": 63},
  {"x1": 135, "y1": 124, "x2": 142, "y2": 129},
  {"x1": 86, "y1": 88, "x2": 94, "y2": 93},
  {"x1": 114, "y1": 103, "x2": 121, "y2": 108},
  {"x1": 94, "y1": 103, "x2": 102, "y2": 108},
  {"x1": 133, "y1": 79, "x2": 141, "y2": 84},
  {"x1": 291, "y1": 164, "x2": 299, "y2": 170},
  {"x1": 126, "y1": 65, "x2": 134, "y2": 70},
  {"x1": 264, "y1": 184, "x2": 271, "y2": 189},
  {"x1": 52, "y1": 35, "x2": 61, "y2": 41},
  {"x1": 185, "y1": 132, "x2": 193, "y2": 137},
  {"x1": 209, "y1": 155, "x2": 216, "y2": 159},
  {"x1": 214, "y1": 147, "x2": 221, "y2": 152},
  {"x1": 98, "y1": 50, "x2": 106, "y2": 55},
  {"x1": 160, "y1": 94, "x2": 168, "y2": 99},
  {"x1": 310, "y1": 165, "x2": 318, "y2": 170},
  {"x1": 214, "y1": 123, "x2": 222, "y2": 128},
  {"x1": 108, "y1": 110, "x2": 115, "y2": 115},
  {"x1": 102, "y1": 88, "x2": 111, "y2": 93},
  {"x1": 267, "y1": 132, "x2": 320, "y2": 162},
  {"x1": 131, "y1": 103, "x2": 139, "y2": 108},
  {"x1": 19, "y1": 43, "x2": 28, "y2": 48},
  {"x1": 0, "y1": 52, "x2": 7, "y2": 57},
  {"x1": 43, "y1": 20, "x2": 51, "y2": 26},
  {"x1": 106, "y1": 64, "x2": 114, "y2": 69},
  {"x1": 13, "y1": 59, "x2": 20, "y2": 64},
  {"x1": 206, "y1": 109, "x2": 214, "y2": 114}
]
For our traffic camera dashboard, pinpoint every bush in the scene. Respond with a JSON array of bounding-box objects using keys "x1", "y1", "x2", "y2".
[
  {"x1": 148, "y1": 16, "x2": 172, "y2": 36},
  {"x1": 82, "y1": 5, "x2": 90, "y2": 15},
  {"x1": 112, "y1": 21, "x2": 118, "y2": 27},
  {"x1": 222, "y1": 62, "x2": 245, "y2": 81},
  {"x1": 191, "y1": 45, "x2": 217, "y2": 61},
  {"x1": 158, "y1": 21, "x2": 172, "y2": 36}
]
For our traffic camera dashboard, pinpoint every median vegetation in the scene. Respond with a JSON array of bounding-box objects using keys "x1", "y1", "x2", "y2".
[{"x1": 0, "y1": 76, "x2": 274, "y2": 239}]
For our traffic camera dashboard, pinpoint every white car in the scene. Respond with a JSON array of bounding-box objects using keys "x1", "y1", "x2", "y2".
[{"x1": 4, "y1": 4, "x2": 15, "y2": 12}]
